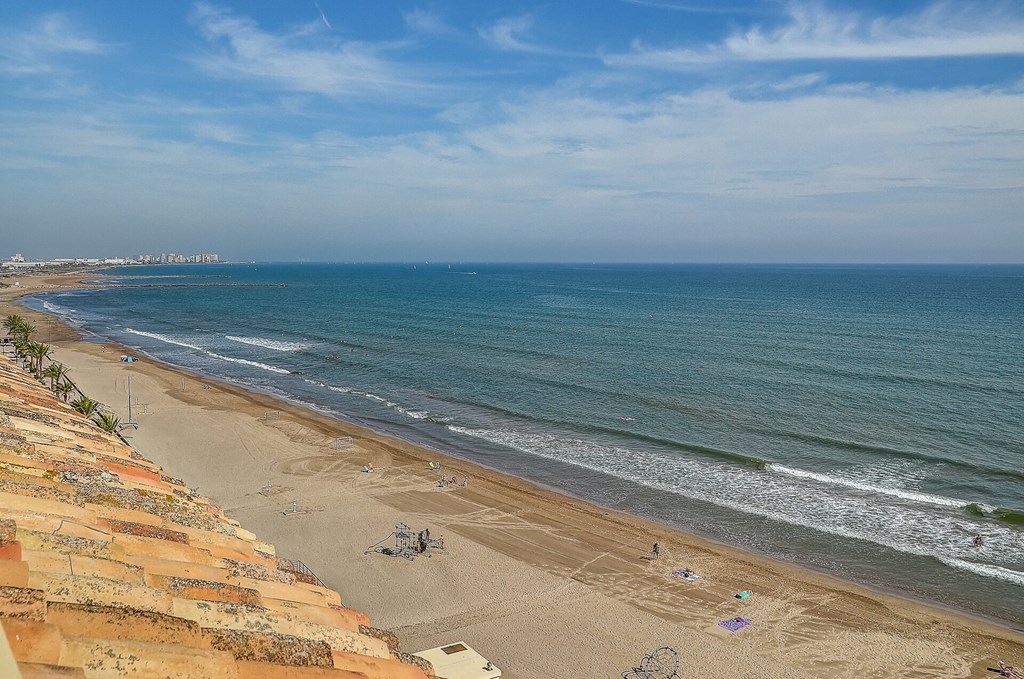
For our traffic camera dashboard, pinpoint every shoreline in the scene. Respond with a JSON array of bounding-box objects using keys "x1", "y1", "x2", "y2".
[{"x1": 4, "y1": 271, "x2": 1022, "y2": 677}]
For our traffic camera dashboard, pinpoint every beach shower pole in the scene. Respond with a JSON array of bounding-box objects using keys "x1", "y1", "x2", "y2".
[{"x1": 125, "y1": 375, "x2": 139, "y2": 429}]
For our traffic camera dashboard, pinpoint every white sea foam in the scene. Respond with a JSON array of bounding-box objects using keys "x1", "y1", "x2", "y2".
[
  {"x1": 939, "y1": 559, "x2": 1024, "y2": 587},
  {"x1": 126, "y1": 328, "x2": 204, "y2": 352},
  {"x1": 206, "y1": 351, "x2": 290, "y2": 374},
  {"x1": 40, "y1": 299, "x2": 81, "y2": 324},
  {"x1": 125, "y1": 329, "x2": 290, "y2": 375},
  {"x1": 225, "y1": 335, "x2": 308, "y2": 352},
  {"x1": 302, "y1": 379, "x2": 434, "y2": 422},
  {"x1": 768, "y1": 463, "x2": 976, "y2": 510},
  {"x1": 364, "y1": 393, "x2": 400, "y2": 408},
  {"x1": 447, "y1": 425, "x2": 1024, "y2": 587}
]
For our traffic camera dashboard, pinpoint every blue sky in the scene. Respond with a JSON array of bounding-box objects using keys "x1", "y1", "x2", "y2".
[{"x1": 1, "y1": 1, "x2": 1022, "y2": 262}]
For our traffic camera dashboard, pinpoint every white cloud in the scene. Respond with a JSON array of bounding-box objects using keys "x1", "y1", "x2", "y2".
[
  {"x1": 188, "y1": 2, "x2": 418, "y2": 97},
  {"x1": 769, "y1": 72, "x2": 825, "y2": 90},
  {"x1": 403, "y1": 9, "x2": 452, "y2": 36},
  {"x1": 2, "y1": 2, "x2": 1022, "y2": 261},
  {"x1": 5, "y1": 78, "x2": 1021, "y2": 260},
  {"x1": 0, "y1": 13, "x2": 112, "y2": 75},
  {"x1": 192, "y1": 122, "x2": 247, "y2": 144},
  {"x1": 477, "y1": 14, "x2": 599, "y2": 59},
  {"x1": 606, "y1": 1, "x2": 1024, "y2": 68},
  {"x1": 622, "y1": 0, "x2": 772, "y2": 15},
  {"x1": 478, "y1": 15, "x2": 543, "y2": 53}
]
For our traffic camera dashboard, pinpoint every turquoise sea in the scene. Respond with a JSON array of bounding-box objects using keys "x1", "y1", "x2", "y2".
[{"x1": 26, "y1": 263, "x2": 1024, "y2": 625}]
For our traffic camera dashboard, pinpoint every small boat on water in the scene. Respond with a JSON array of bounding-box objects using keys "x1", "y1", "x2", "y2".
[{"x1": 620, "y1": 417, "x2": 635, "y2": 423}]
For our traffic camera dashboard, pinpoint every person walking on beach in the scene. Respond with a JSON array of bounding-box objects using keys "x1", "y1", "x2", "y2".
[{"x1": 652, "y1": 542, "x2": 661, "y2": 561}]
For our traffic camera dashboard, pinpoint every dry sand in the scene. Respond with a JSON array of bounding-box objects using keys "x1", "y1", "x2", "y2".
[{"x1": 2, "y1": 271, "x2": 1022, "y2": 678}]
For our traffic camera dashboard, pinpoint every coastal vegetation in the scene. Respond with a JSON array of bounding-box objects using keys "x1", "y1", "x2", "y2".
[
  {"x1": 26, "y1": 341, "x2": 52, "y2": 379},
  {"x1": 93, "y1": 412, "x2": 121, "y2": 433},
  {"x1": 42, "y1": 360, "x2": 70, "y2": 391},
  {"x1": 4, "y1": 313, "x2": 118, "y2": 430},
  {"x1": 71, "y1": 395, "x2": 100, "y2": 417}
]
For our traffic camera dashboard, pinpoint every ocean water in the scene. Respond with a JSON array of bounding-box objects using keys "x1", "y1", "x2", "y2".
[{"x1": 27, "y1": 263, "x2": 1024, "y2": 625}]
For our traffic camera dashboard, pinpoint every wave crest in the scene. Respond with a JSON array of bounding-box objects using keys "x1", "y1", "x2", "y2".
[
  {"x1": 125, "y1": 328, "x2": 290, "y2": 374},
  {"x1": 226, "y1": 335, "x2": 308, "y2": 352}
]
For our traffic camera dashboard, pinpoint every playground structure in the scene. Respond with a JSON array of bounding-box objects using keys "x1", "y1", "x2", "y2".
[
  {"x1": 365, "y1": 522, "x2": 447, "y2": 560},
  {"x1": 621, "y1": 647, "x2": 681, "y2": 679}
]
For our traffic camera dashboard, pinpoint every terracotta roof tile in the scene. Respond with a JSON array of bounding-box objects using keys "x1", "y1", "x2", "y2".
[{"x1": 0, "y1": 357, "x2": 431, "y2": 679}]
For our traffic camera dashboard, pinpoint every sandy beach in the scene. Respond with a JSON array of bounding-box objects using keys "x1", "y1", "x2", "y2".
[{"x1": 2, "y1": 272, "x2": 1022, "y2": 678}]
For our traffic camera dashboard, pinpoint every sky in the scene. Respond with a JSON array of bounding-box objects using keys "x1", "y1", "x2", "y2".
[{"x1": 1, "y1": 1, "x2": 1022, "y2": 263}]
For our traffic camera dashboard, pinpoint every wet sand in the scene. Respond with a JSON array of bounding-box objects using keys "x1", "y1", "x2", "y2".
[{"x1": 2, "y1": 271, "x2": 1021, "y2": 678}]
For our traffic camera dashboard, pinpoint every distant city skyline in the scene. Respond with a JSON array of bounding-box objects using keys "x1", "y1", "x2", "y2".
[
  {"x1": 3, "y1": 252, "x2": 220, "y2": 269},
  {"x1": 2, "y1": 2, "x2": 1023, "y2": 263}
]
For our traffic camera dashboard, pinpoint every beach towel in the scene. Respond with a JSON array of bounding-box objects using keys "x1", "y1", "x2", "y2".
[
  {"x1": 671, "y1": 569, "x2": 700, "y2": 581},
  {"x1": 719, "y1": 617, "x2": 752, "y2": 632}
]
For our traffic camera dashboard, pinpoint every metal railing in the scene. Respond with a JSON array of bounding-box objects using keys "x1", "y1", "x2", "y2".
[{"x1": 278, "y1": 558, "x2": 328, "y2": 589}]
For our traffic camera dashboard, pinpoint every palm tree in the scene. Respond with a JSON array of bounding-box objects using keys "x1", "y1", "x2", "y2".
[
  {"x1": 13, "y1": 336, "x2": 30, "y2": 362},
  {"x1": 52, "y1": 362, "x2": 70, "y2": 390},
  {"x1": 2, "y1": 315, "x2": 31, "y2": 338},
  {"x1": 93, "y1": 412, "x2": 121, "y2": 433},
  {"x1": 41, "y1": 363, "x2": 60, "y2": 389},
  {"x1": 2, "y1": 315, "x2": 21, "y2": 337},
  {"x1": 54, "y1": 380, "x2": 76, "y2": 402},
  {"x1": 21, "y1": 340, "x2": 39, "y2": 374},
  {"x1": 6, "y1": 317, "x2": 36, "y2": 341},
  {"x1": 26, "y1": 342, "x2": 52, "y2": 379},
  {"x1": 42, "y1": 362, "x2": 70, "y2": 391},
  {"x1": 71, "y1": 396, "x2": 100, "y2": 417},
  {"x1": 4, "y1": 316, "x2": 35, "y2": 364}
]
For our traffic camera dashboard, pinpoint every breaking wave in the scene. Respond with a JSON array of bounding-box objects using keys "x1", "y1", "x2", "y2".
[
  {"x1": 125, "y1": 329, "x2": 290, "y2": 374},
  {"x1": 225, "y1": 335, "x2": 308, "y2": 352}
]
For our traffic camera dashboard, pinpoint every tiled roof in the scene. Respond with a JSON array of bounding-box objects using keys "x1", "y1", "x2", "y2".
[{"x1": 0, "y1": 356, "x2": 433, "y2": 679}]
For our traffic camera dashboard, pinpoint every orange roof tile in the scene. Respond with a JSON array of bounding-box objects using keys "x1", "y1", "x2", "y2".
[{"x1": 0, "y1": 357, "x2": 432, "y2": 679}]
